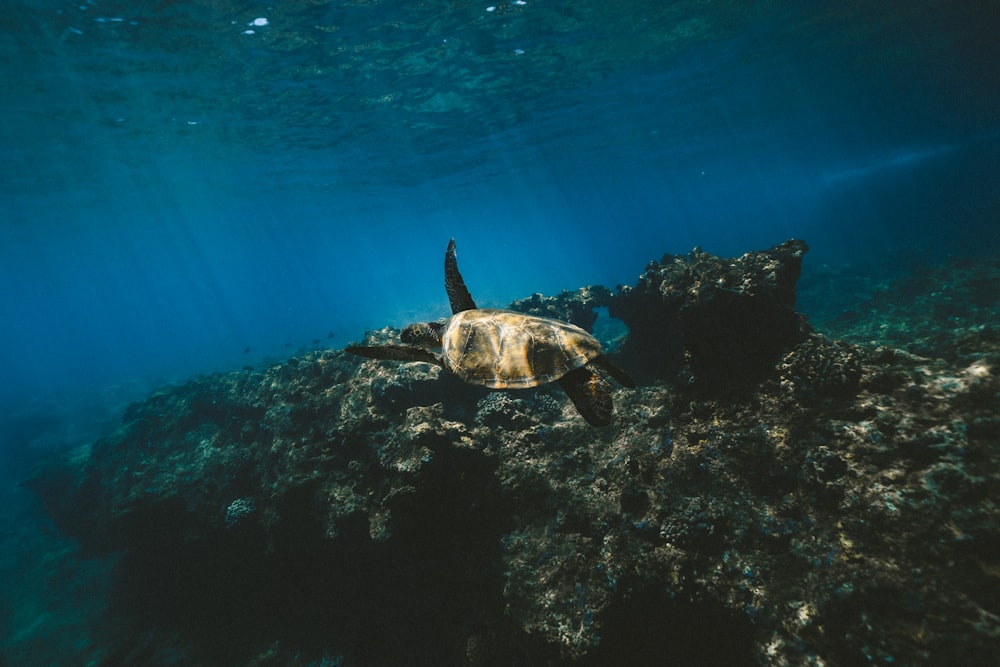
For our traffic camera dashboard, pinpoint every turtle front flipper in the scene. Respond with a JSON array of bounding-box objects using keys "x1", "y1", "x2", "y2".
[
  {"x1": 558, "y1": 366, "x2": 614, "y2": 427},
  {"x1": 445, "y1": 238, "x2": 477, "y2": 314},
  {"x1": 345, "y1": 345, "x2": 442, "y2": 367}
]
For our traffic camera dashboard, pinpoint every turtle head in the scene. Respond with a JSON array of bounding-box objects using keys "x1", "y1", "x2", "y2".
[{"x1": 401, "y1": 321, "x2": 444, "y2": 349}]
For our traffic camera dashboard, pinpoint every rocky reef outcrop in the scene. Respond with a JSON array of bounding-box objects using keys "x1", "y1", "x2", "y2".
[
  {"x1": 26, "y1": 242, "x2": 999, "y2": 666},
  {"x1": 610, "y1": 239, "x2": 810, "y2": 386}
]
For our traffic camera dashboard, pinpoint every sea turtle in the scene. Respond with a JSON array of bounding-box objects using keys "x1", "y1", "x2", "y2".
[{"x1": 346, "y1": 239, "x2": 635, "y2": 426}]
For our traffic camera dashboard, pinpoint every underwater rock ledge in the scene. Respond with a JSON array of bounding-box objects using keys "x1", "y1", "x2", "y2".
[{"x1": 26, "y1": 241, "x2": 1000, "y2": 666}]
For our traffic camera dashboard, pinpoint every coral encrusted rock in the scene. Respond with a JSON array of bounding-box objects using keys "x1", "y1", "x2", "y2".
[{"x1": 25, "y1": 241, "x2": 1000, "y2": 667}]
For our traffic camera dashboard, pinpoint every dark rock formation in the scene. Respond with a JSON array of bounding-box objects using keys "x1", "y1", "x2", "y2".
[
  {"x1": 25, "y1": 241, "x2": 1000, "y2": 666},
  {"x1": 609, "y1": 239, "x2": 810, "y2": 387}
]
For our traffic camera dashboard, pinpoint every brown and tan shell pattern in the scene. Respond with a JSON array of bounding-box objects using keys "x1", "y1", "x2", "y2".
[{"x1": 440, "y1": 308, "x2": 605, "y2": 389}]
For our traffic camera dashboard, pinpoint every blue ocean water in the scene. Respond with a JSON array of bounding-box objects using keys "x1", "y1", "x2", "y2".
[{"x1": 0, "y1": 7, "x2": 996, "y2": 487}]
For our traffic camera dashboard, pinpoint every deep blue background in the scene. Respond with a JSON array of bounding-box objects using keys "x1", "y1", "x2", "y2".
[{"x1": 1, "y1": 0, "x2": 998, "y2": 455}]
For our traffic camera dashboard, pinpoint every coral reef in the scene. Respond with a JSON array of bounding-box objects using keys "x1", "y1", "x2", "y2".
[
  {"x1": 803, "y1": 254, "x2": 1000, "y2": 363},
  {"x1": 26, "y1": 241, "x2": 999, "y2": 666}
]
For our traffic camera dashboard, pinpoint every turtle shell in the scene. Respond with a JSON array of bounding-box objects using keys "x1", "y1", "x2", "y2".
[{"x1": 440, "y1": 308, "x2": 605, "y2": 389}]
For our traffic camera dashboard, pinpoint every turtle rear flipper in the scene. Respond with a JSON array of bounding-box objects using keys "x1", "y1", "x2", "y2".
[
  {"x1": 445, "y1": 238, "x2": 477, "y2": 314},
  {"x1": 558, "y1": 366, "x2": 614, "y2": 427},
  {"x1": 346, "y1": 345, "x2": 442, "y2": 367},
  {"x1": 594, "y1": 356, "x2": 636, "y2": 388}
]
